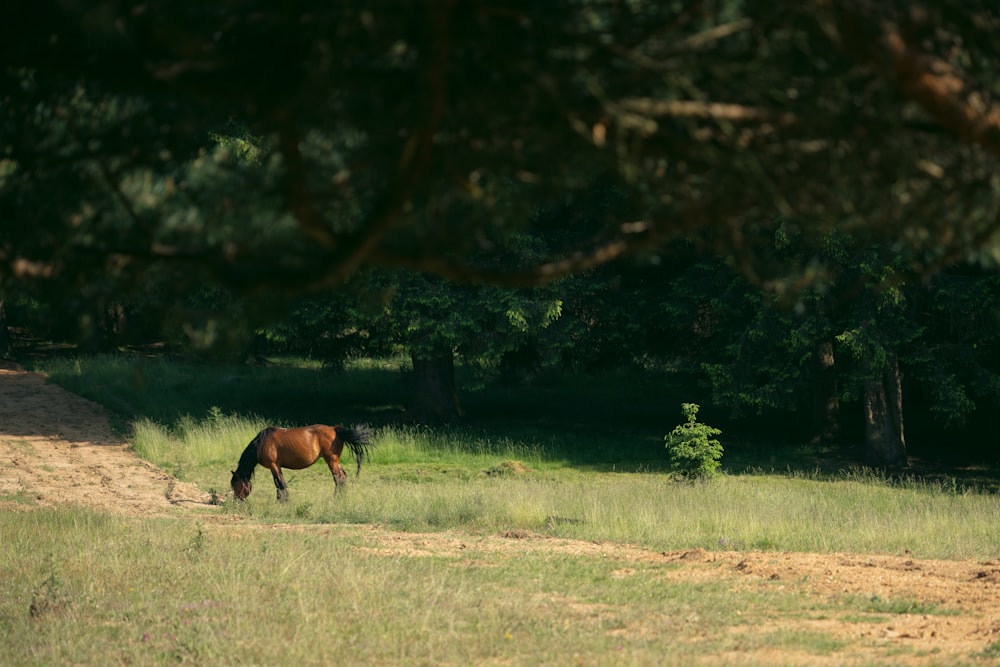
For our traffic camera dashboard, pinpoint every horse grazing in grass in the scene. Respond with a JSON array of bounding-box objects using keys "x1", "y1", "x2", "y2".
[{"x1": 230, "y1": 424, "x2": 374, "y2": 501}]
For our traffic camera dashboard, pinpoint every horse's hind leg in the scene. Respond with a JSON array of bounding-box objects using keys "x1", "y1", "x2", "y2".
[
  {"x1": 324, "y1": 455, "x2": 348, "y2": 492},
  {"x1": 268, "y1": 464, "x2": 290, "y2": 502}
]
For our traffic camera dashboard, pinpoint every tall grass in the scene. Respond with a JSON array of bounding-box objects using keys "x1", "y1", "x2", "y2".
[
  {"x1": 22, "y1": 354, "x2": 1000, "y2": 560},
  {"x1": 8, "y1": 354, "x2": 1000, "y2": 664},
  {"x1": 131, "y1": 409, "x2": 267, "y2": 486},
  {"x1": 374, "y1": 425, "x2": 552, "y2": 466},
  {"x1": 299, "y1": 472, "x2": 1000, "y2": 559},
  {"x1": 0, "y1": 507, "x2": 944, "y2": 667}
]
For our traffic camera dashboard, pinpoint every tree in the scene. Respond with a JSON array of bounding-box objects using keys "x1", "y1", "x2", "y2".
[
  {"x1": 3, "y1": 2, "x2": 1000, "y2": 449},
  {"x1": 905, "y1": 267, "x2": 1000, "y2": 450},
  {"x1": 370, "y1": 269, "x2": 562, "y2": 421},
  {"x1": 664, "y1": 403, "x2": 724, "y2": 479},
  {"x1": 827, "y1": 237, "x2": 918, "y2": 466},
  {"x1": 0, "y1": 300, "x2": 9, "y2": 357},
  {"x1": 3, "y1": 1, "x2": 1000, "y2": 311},
  {"x1": 657, "y1": 217, "x2": 1000, "y2": 467}
]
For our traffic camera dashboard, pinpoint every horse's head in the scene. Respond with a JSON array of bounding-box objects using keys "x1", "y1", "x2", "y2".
[{"x1": 230, "y1": 470, "x2": 252, "y2": 500}]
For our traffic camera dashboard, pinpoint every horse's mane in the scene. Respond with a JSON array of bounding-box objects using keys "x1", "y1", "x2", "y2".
[{"x1": 234, "y1": 426, "x2": 276, "y2": 481}]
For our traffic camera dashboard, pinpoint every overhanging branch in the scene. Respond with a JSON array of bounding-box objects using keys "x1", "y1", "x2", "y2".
[
  {"x1": 368, "y1": 223, "x2": 655, "y2": 287},
  {"x1": 830, "y1": 2, "x2": 1000, "y2": 157},
  {"x1": 288, "y1": 1, "x2": 454, "y2": 290},
  {"x1": 616, "y1": 99, "x2": 799, "y2": 126},
  {"x1": 880, "y1": 28, "x2": 1000, "y2": 156}
]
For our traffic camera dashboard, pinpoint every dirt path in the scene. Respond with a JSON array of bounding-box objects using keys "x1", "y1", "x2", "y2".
[
  {"x1": 2, "y1": 361, "x2": 1000, "y2": 663},
  {"x1": 0, "y1": 361, "x2": 210, "y2": 515}
]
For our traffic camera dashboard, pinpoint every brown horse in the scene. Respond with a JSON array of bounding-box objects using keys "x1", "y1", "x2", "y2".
[{"x1": 230, "y1": 424, "x2": 373, "y2": 501}]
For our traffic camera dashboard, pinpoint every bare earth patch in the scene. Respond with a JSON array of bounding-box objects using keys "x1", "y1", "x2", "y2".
[
  {"x1": 2, "y1": 361, "x2": 1000, "y2": 664},
  {"x1": 0, "y1": 361, "x2": 210, "y2": 515}
]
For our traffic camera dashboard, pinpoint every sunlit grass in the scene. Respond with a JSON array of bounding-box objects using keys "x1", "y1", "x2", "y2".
[
  {"x1": 0, "y1": 507, "x2": 940, "y2": 667},
  {"x1": 374, "y1": 425, "x2": 552, "y2": 466},
  {"x1": 220, "y1": 463, "x2": 1000, "y2": 559},
  {"x1": 9, "y1": 354, "x2": 1000, "y2": 664},
  {"x1": 131, "y1": 409, "x2": 267, "y2": 486},
  {"x1": 2, "y1": 502, "x2": 989, "y2": 667},
  {"x1": 24, "y1": 353, "x2": 1000, "y2": 560}
]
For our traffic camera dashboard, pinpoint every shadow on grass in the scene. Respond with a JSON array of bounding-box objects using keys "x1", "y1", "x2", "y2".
[{"x1": 32, "y1": 356, "x2": 408, "y2": 431}]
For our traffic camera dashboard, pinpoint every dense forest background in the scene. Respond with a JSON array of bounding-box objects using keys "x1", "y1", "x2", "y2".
[{"x1": 2, "y1": 1, "x2": 1000, "y2": 468}]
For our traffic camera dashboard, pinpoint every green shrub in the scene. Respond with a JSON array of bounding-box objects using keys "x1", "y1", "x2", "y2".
[{"x1": 664, "y1": 403, "x2": 723, "y2": 479}]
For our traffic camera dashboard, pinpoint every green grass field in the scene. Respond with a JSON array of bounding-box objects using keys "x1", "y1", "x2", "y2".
[
  {"x1": 0, "y1": 507, "x2": 889, "y2": 667},
  {"x1": 4, "y1": 354, "x2": 1000, "y2": 665},
  {"x1": 26, "y1": 354, "x2": 998, "y2": 559}
]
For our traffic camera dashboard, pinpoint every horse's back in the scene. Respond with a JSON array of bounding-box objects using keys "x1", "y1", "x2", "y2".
[
  {"x1": 261, "y1": 425, "x2": 332, "y2": 469},
  {"x1": 268, "y1": 424, "x2": 336, "y2": 440}
]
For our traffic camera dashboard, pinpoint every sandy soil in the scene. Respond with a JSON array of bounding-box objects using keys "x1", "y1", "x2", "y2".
[
  {"x1": 2, "y1": 361, "x2": 999, "y2": 664},
  {"x1": 0, "y1": 361, "x2": 210, "y2": 515}
]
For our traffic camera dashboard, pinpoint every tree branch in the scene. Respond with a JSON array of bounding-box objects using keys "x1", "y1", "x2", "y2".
[
  {"x1": 276, "y1": 118, "x2": 339, "y2": 248},
  {"x1": 369, "y1": 223, "x2": 654, "y2": 287},
  {"x1": 284, "y1": 0, "x2": 454, "y2": 290},
  {"x1": 830, "y1": 2, "x2": 1000, "y2": 157},
  {"x1": 616, "y1": 99, "x2": 799, "y2": 126},
  {"x1": 879, "y1": 28, "x2": 1000, "y2": 156}
]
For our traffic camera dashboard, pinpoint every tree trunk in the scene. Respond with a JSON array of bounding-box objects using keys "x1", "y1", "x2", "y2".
[
  {"x1": 409, "y1": 349, "x2": 462, "y2": 423},
  {"x1": 811, "y1": 339, "x2": 840, "y2": 444},
  {"x1": 863, "y1": 352, "x2": 908, "y2": 467},
  {"x1": 0, "y1": 300, "x2": 10, "y2": 357}
]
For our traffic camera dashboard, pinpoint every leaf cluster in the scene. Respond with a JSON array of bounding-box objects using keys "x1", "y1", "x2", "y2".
[{"x1": 664, "y1": 403, "x2": 724, "y2": 479}]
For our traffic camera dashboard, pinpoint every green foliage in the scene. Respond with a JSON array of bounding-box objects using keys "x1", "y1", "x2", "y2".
[
  {"x1": 4, "y1": 3, "x2": 1000, "y2": 454},
  {"x1": 253, "y1": 287, "x2": 389, "y2": 367},
  {"x1": 664, "y1": 403, "x2": 724, "y2": 479},
  {"x1": 371, "y1": 270, "x2": 564, "y2": 380},
  {"x1": 904, "y1": 270, "x2": 1000, "y2": 426},
  {"x1": 208, "y1": 119, "x2": 265, "y2": 166},
  {"x1": 657, "y1": 221, "x2": 1000, "y2": 451}
]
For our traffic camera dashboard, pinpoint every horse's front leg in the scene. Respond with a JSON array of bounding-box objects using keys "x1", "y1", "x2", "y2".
[{"x1": 268, "y1": 464, "x2": 290, "y2": 502}]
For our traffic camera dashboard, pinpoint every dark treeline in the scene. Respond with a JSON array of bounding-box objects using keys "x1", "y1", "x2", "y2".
[
  {"x1": 2, "y1": 1, "x2": 1000, "y2": 467},
  {"x1": 7, "y1": 230, "x2": 1000, "y2": 469}
]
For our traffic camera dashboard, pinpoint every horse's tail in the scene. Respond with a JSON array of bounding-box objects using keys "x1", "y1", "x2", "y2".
[
  {"x1": 335, "y1": 424, "x2": 375, "y2": 477},
  {"x1": 235, "y1": 427, "x2": 274, "y2": 482}
]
